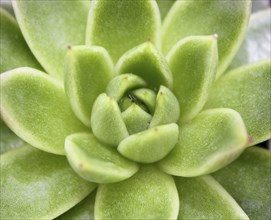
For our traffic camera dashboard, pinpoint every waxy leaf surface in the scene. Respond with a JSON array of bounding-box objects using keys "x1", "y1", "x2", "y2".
[
  {"x1": 175, "y1": 176, "x2": 249, "y2": 219},
  {"x1": 162, "y1": 0, "x2": 251, "y2": 76},
  {"x1": 0, "y1": 119, "x2": 24, "y2": 154},
  {"x1": 206, "y1": 61, "x2": 271, "y2": 145},
  {"x1": 229, "y1": 9, "x2": 271, "y2": 70},
  {"x1": 1, "y1": 145, "x2": 96, "y2": 219},
  {"x1": 95, "y1": 165, "x2": 179, "y2": 220},
  {"x1": 167, "y1": 36, "x2": 217, "y2": 123},
  {"x1": 149, "y1": 86, "x2": 180, "y2": 128},
  {"x1": 65, "y1": 133, "x2": 139, "y2": 183},
  {"x1": 57, "y1": 191, "x2": 96, "y2": 220},
  {"x1": 64, "y1": 45, "x2": 114, "y2": 127},
  {"x1": 159, "y1": 109, "x2": 248, "y2": 177},
  {"x1": 116, "y1": 42, "x2": 173, "y2": 89},
  {"x1": 118, "y1": 123, "x2": 179, "y2": 163},
  {"x1": 0, "y1": 68, "x2": 87, "y2": 155},
  {"x1": 13, "y1": 0, "x2": 90, "y2": 79},
  {"x1": 0, "y1": 8, "x2": 42, "y2": 73},
  {"x1": 213, "y1": 147, "x2": 271, "y2": 220},
  {"x1": 86, "y1": 0, "x2": 161, "y2": 63},
  {"x1": 122, "y1": 104, "x2": 152, "y2": 135},
  {"x1": 91, "y1": 93, "x2": 129, "y2": 147}
]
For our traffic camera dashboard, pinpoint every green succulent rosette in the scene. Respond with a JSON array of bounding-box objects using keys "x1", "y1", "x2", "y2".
[{"x1": 0, "y1": 0, "x2": 270, "y2": 219}]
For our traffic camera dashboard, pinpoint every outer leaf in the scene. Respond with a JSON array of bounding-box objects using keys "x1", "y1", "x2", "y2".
[
  {"x1": 64, "y1": 45, "x2": 114, "y2": 127},
  {"x1": 205, "y1": 61, "x2": 271, "y2": 145},
  {"x1": 162, "y1": 0, "x2": 251, "y2": 76},
  {"x1": 229, "y1": 9, "x2": 271, "y2": 70},
  {"x1": 57, "y1": 191, "x2": 96, "y2": 220},
  {"x1": 90, "y1": 93, "x2": 129, "y2": 147},
  {"x1": 95, "y1": 165, "x2": 179, "y2": 220},
  {"x1": 0, "y1": 119, "x2": 24, "y2": 154},
  {"x1": 158, "y1": 109, "x2": 248, "y2": 177},
  {"x1": 0, "y1": 8, "x2": 42, "y2": 73},
  {"x1": 65, "y1": 133, "x2": 139, "y2": 183},
  {"x1": 156, "y1": 0, "x2": 175, "y2": 20},
  {"x1": 86, "y1": 0, "x2": 161, "y2": 63},
  {"x1": 167, "y1": 36, "x2": 217, "y2": 123},
  {"x1": 0, "y1": 0, "x2": 14, "y2": 16},
  {"x1": 0, "y1": 68, "x2": 87, "y2": 155},
  {"x1": 149, "y1": 85, "x2": 180, "y2": 128},
  {"x1": 13, "y1": 0, "x2": 90, "y2": 79},
  {"x1": 175, "y1": 176, "x2": 249, "y2": 220},
  {"x1": 118, "y1": 123, "x2": 179, "y2": 163},
  {"x1": 213, "y1": 147, "x2": 271, "y2": 220},
  {"x1": 116, "y1": 42, "x2": 173, "y2": 89},
  {"x1": 0, "y1": 145, "x2": 96, "y2": 219}
]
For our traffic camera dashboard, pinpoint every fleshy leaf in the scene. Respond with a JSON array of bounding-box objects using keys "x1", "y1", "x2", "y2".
[
  {"x1": 86, "y1": 0, "x2": 161, "y2": 63},
  {"x1": 95, "y1": 165, "x2": 179, "y2": 220},
  {"x1": 156, "y1": 0, "x2": 175, "y2": 20},
  {"x1": 13, "y1": 0, "x2": 90, "y2": 79},
  {"x1": 0, "y1": 68, "x2": 87, "y2": 155},
  {"x1": 106, "y1": 74, "x2": 146, "y2": 102},
  {"x1": 167, "y1": 36, "x2": 217, "y2": 123},
  {"x1": 57, "y1": 191, "x2": 96, "y2": 220},
  {"x1": 162, "y1": 0, "x2": 251, "y2": 76},
  {"x1": 0, "y1": 0, "x2": 14, "y2": 16},
  {"x1": 91, "y1": 93, "x2": 129, "y2": 147},
  {"x1": 121, "y1": 104, "x2": 152, "y2": 135},
  {"x1": 158, "y1": 109, "x2": 248, "y2": 177},
  {"x1": 213, "y1": 147, "x2": 271, "y2": 220},
  {"x1": 118, "y1": 123, "x2": 179, "y2": 163},
  {"x1": 229, "y1": 9, "x2": 271, "y2": 70},
  {"x1": 65, "y1": 133, "x2": 139, "y2": 183},
  {"x1": 64, "y1": 45, "x2": 114, "y2": 127},
  {"x1": 0, "y1": 119, "x2": 24, "y2": 154},
  {"x1": 149, "y1": 86, "x2": 180, "y2": 128},
  {"x1": 175, "y1": 175, "x2": 249, "y2": 220},
  {"x1": 1, "y1": 145, "x2": 96, "y2": 219},
  {"x1": 116, "y1": 42, "x2": 173, "y2": 89},
  {"x1": 133, "y1": 88, "x2": 156, "y2": 114},
  {"x1": 0, "y1": 8, "x2": 42, "y2": 73},
  {"x1": 205, "y1": 61, "x2": 271, "y2": 145}
]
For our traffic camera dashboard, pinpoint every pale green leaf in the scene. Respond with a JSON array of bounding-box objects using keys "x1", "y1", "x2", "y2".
[
  {"x1": 213, "y1": 147, "x2": 271, "y2": 220},
  {"x1": 0, "y1": 0, "x2": 14, "y2": 16},
  {"x1": 229, "y1": 9, "x2": 271, "y2": 70},
  {"x1": 0, "y1": 8, "x2": 42, "y2": 73},
  {"x1": 0, "y1": 119, "x2": 24, "y2": 154},
  {"x1": 13, "y1": 0, "x2": 90, "y2": 79},
  {"x1": 90, "y1": 93, "x2": 129, "y2": 147},
  {"x1": 162, "y1": 0, "x2": 251, "y2": 77},
  {"x1": 158, "y1": 109, "x2": 248, "y2": 177},
  {"x1": 106, "y1": 74, "x2": 146, "y2": 102},
  {"x1": 57, "y1": 191, "x2": 96, "y2": 220},
  {"x1": 205, "y1": 61, "x2": 271, "y2": 145},
  {"x1": 167, "y1": 36, "x2": 217, "y2": 123},
  {"x1": 64, "y1": 45, "x2": 114, "y2": 127},
  {"x1": 0, "y1": 145, "x2": 96, "y2": 219},
  {"x1": 116, "y1": 42, "x2": 173, "y2": 89},
  {"x1": 0, "y1": 68, "x2": 88, "y2": 155},
  {"x1": 149, "y1": 85, "x2": 180, "y2": 128},
  {"x1": 175, "y1": 175, "x2": 249, "y2": 220},
  {"x1": 132, "y1": 88, "x2": 156, "y2": 114},
  {"x1": 65, "y1": 132, "x2": 139, "y2": 183},
  {"x1": 86, "y1": 0, "x2": 161, "y2": 63},
  {"x1": 95, "y1": 165, "x2": 179, "y2": 220},
  {"x1": 121, "y1": 104, "x2": 152, "y2": 135},
  {"x1": 118, "y1": 123, "x2": 179, "y2": 163},
  {"x1": 156, "y1": 0, "x2": 175, "y2": 20}
]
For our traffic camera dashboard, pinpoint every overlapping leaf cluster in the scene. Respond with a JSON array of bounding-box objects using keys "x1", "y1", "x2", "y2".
[{"x1": 0, "y1": 0, "x2": 270, "y2": 219}]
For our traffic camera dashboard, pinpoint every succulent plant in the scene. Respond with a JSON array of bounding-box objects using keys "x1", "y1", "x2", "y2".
[{"x1": 1, "y1": 0, "x2": 270, "y2": 219}]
